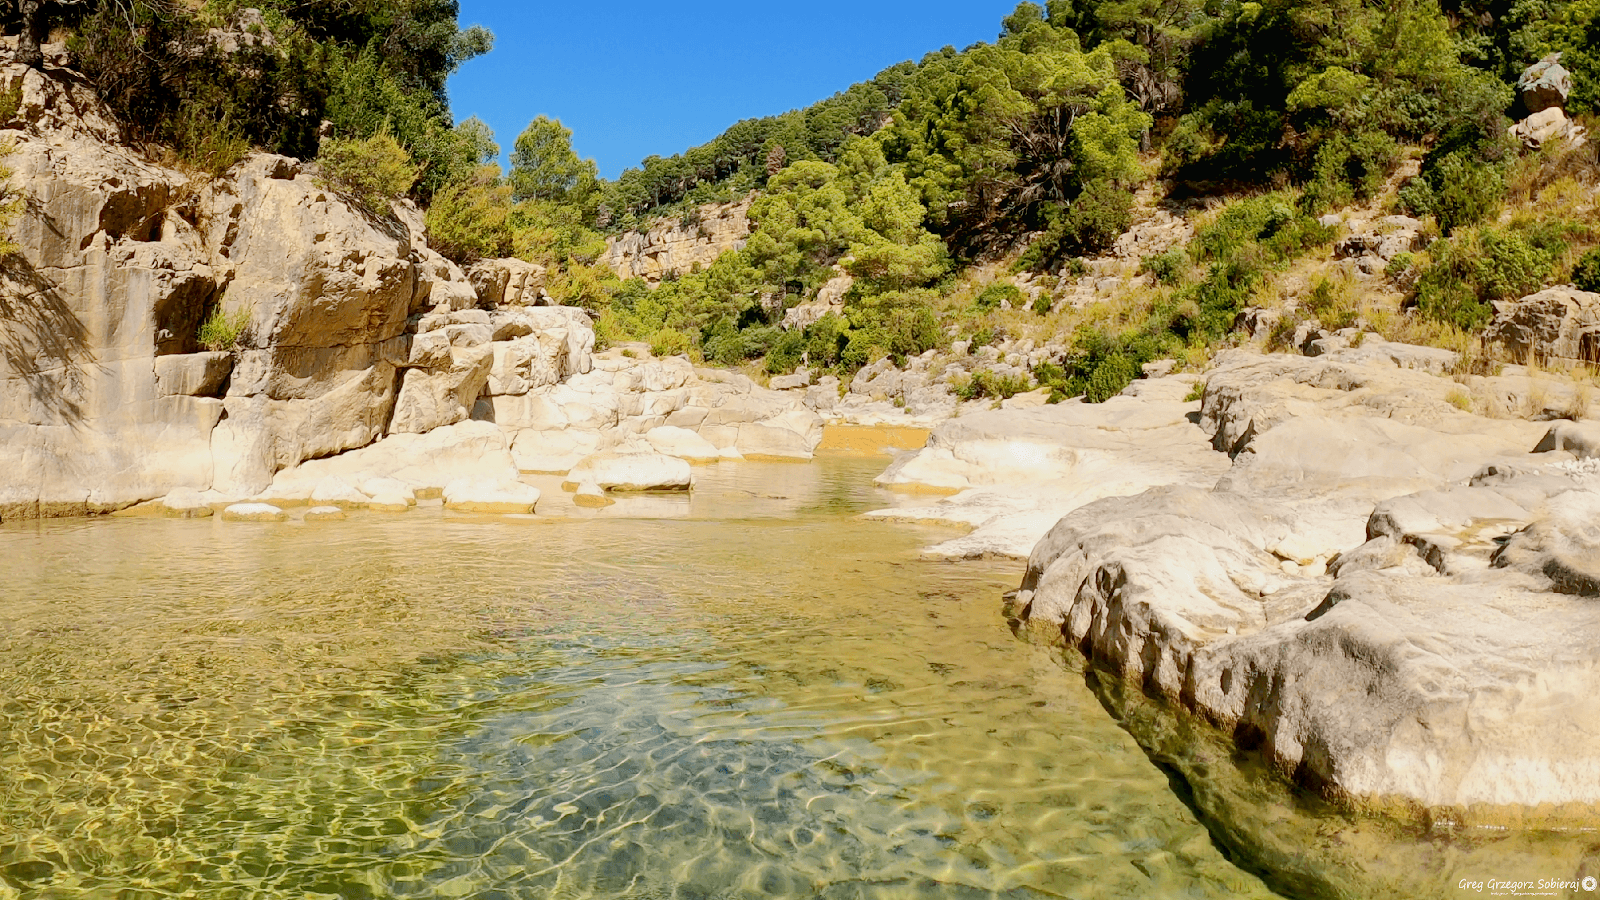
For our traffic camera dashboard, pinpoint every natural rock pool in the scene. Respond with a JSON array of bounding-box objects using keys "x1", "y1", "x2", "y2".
[{"x1": 0, "y1": 458, "x2": 1276, "y2": 899}]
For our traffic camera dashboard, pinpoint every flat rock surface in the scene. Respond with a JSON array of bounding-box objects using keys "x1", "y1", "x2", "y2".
[{"x1": 866, "y1": 376, "x2": 1228, "y2": 559}]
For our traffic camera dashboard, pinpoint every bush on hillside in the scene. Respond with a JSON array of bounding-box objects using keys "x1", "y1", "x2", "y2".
[
  {"x1": 1573, "y1": 247, "x2": 1600, "y2": 293},
  {"x1": 974, "y1": 283, "x2": 1024, "y2": 312},
  {"x1": 1415, "y1": 227, "x2": 1553, "y2": 330},
  {"x1": 317, "y1": 133, "x2": 419, "y2": 215},
  {"x1": 425, "y1": 165, "x2": 514, "y2": 262},
  {"x1": 1399, "y1": 151, "x2": 1506, "y2": 234},
  {"x1": 1140, "y1": 248, "x2": 1188, "y2": 286}
]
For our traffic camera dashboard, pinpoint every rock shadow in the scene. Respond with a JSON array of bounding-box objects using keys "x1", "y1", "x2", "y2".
[{"x1": 0, "y1": 252, "x2": 94, "y2": 426}]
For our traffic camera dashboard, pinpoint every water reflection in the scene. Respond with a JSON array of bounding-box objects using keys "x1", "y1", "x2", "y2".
[{"x1": 0, "y1": 459, "x2": 1272, "y2": 899}]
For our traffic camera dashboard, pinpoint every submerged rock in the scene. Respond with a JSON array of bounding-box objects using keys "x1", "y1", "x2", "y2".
[{"x1": 303, "y1": 505, "x2": 347, "y2": 522}]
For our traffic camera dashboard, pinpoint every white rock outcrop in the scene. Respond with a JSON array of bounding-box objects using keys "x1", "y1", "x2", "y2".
[
  {"x1": 564, "y1": 451, "x2": 692, "y2": 493},
  {"x1": 956, "y1": 342, "x2": 1600, "y2": 821},
  {"x1": 442, "y1": 477, "x2": 540, "y2": 514}
]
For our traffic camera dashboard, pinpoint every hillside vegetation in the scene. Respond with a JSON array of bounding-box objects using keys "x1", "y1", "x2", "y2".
[{"x1": 23, "y1": 0, "x2": 1600, "y2": 401}]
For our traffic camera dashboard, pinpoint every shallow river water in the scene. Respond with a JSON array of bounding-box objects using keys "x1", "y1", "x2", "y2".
[{"x1": 0, "y1": 458, "x2": 1280, "y2": 900}]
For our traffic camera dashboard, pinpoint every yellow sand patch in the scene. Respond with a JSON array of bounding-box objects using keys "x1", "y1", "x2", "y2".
[{"x1": 816, "y1": 425, "x2": 931, "y2": 456}]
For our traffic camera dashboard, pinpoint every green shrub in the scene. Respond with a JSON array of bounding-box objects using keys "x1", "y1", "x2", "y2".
[
  {"x1": 424, "y1": 166, "x2": 514, "y2": 263},
  {"x1": 1415, "y1": 228, "x2": 1553, "y2": 331},
  {"x1": 1031, "y1": 292, "x2": 1054, "y2": 315},
  {"x1": 1574, "y1": 248, "x2": 1600, "y2": 293},
  {"x1": 1141, "y1": 248, "x2": 1188, "y2": 286},
  {"x1": 1084, "y1": 353, "x2": 1140, "y2": 402},
  {"x1": 1196, "y1": 196, "x2": 1296, "y2": 261},
  {"x1": 317, "y1": 133, "x2": 420, "y2": 215},
  {"x1": 649, "y1": 328, "x2": 692, "y2": 358},
  {"x1": 974, "y1": 283, "x2": 1024, "y2": 312},
  {"x1": 1299, "y1": 128, "x2": 1399, "y2": 214},
  {"x1": 765, "y1": 329, "x2": 806, "y2": 374},
  {"x1": 841, "y1": 322, "x2": 890, "y2": 369},
  {"x1": 1187, "y1": 256, "x2": 1264, "y2": 340},
  {"x1": 1032, "y1": 361, "x2": 1071, "y2": 402},
  {"x1": 1399, "y1": 152, "x2": 1505, "y2": 234},
  {"x1": 804, "y1": 314, "x2": 850, "y2": 369},
  {"x1": 1302, "y1": 277, "x2": 1359, "y2": 330},
  {"x1": 1018, "y1": 180, "x2": 1135, "y2": 270},
  {"x1": 953, "y1": 370, "x2": 1034, "y2": 401},
  {"x1": 198, "y1": 304, "x2": 250, "y2": 351},
  {"x1": 0, "y1": 85, "x2": 22, "y2": 124}
]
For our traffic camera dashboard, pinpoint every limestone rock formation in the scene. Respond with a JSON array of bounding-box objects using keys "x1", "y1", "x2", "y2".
[
  {"x1": 601, "y1": 197, "x2": 751, "y2": 283},
  {"x1": 867, "y1": 375, "x2": 1229, "y2": 559},
  {"x1": 468, "y1": 257, "x2": 547, "y2": 307},
  {"x1": 1483, "y1": 286, "x2": 1600, "y2": 366},
  {"x1": 959, "y1": 341, "x2": 1600, "y2": 823},
  {"x1": 0, "y1": 60, "x2": 223, "y2": 519},
  {"x1": 564, "y1": 451, "x2": 692, "y2": 492},
  {"x1": 443, "y1": 477, "x2": 540, "y2": 514}
]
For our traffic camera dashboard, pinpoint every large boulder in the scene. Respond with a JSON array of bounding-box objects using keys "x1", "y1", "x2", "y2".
[
  {"x1": 1483, "y1": 287, "x2": 1600, "y2": 366},
  {"x1": 260, "y1": 421, "x2": 518, "y2": 502},
  {"x1": 1517, "y1": 52, "x2": 1573, "y2": 115},
  {"x1": 468, "y1": 257, "x2": 546, "y2": 307},
  {"x1": 564, "y1": 451, "x2": 692, "y2": 492}
]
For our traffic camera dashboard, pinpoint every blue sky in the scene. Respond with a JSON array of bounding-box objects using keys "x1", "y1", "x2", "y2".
[{"x1": 447, "y1": 1, "x2": 1023, "y2": 179}]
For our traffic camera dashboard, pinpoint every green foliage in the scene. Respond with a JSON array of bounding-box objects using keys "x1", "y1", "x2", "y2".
[
  {"x1": 0, "y1": 84, "x2": 21, "y2": 123},
  {"x1": 1301, "y1": 276, "x2": 1360, "y2": 330},
  {"x1": 198, "y1": 304, "x2": 251, "y2": 351},
  {"x1": 956, "y1": 370, "x2": 1035, "y2": 402},
  {"x1": 601, "y1": 64, "x2": 914, "y2": 223},
  {"x1": 1415, "y1": 227, "x2": 1554, "y2": 330},
  {"x1": 0, "y1": 141, "x2": 23, "y2": 256},
  {"x1": 1399, "y1": 151, "x2": 1507, "y2": 234},
  {"x1": 883, "y1": 22, "x2": 1149, "y2": 257},
  {"x1": 975, "y1": 283, "x2": 1025, "y2": 312},
  {"x1": 1018, "y1": 180, "x2": 1135, "y2": 270},
  {"x1": 511, "y1": 116, "x2": 599, "y2": 205},
  {"x1": 1164, "y1": 0, "x2": 1509, "y2": 203},
  {"x1": 1300, "y1": 128, "x2": 1400, "y2": 213},
  {"x1": 316, "y1": 132, "x2": 419, "y2": 215},
  {"x1": 765, "y1": 329, "x2": 807, "y2": 374},
  {"x1": 1140, "y1": 247, "x2": 1187, "y2": 285},
  {"x1": 1574, "y1": 247, "x2": 1600, "y2": 293},
  {"x1": 649, "y1": 328, "x2": 692, "y2": 358},
  {"x1": 64, "y1": 1, "x2": 491, "y2": 190},
  {"x1": 424, "y1": 164, "x2": 514, "y2": 262}
]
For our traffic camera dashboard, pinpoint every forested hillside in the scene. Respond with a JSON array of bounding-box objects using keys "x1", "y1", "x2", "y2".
[{"x1": 16, "y1": 0, "x2": 1600, "y2": 402}]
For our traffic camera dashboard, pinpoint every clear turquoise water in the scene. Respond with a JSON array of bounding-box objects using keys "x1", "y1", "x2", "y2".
[{"x1": 0, "y1": 459, "x2": 1274, "y2": 899}]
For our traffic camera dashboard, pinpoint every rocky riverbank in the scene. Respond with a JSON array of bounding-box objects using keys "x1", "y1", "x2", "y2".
[{"x1": 858, "y1": 328, "x2": 1600, "y2": 894}]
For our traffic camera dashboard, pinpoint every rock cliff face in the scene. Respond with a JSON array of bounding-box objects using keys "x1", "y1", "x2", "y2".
[
  {"x1": 600, "y1": 197, "x2": 751, "y2": 283},
  {"x1": 0, "y1": 63, "x2": 818, "y2": 520}
]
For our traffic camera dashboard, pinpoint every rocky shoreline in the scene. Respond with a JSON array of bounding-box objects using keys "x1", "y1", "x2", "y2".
[{"x1": 8, "y1": 51, "x2": 1600, "y2": 898}]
